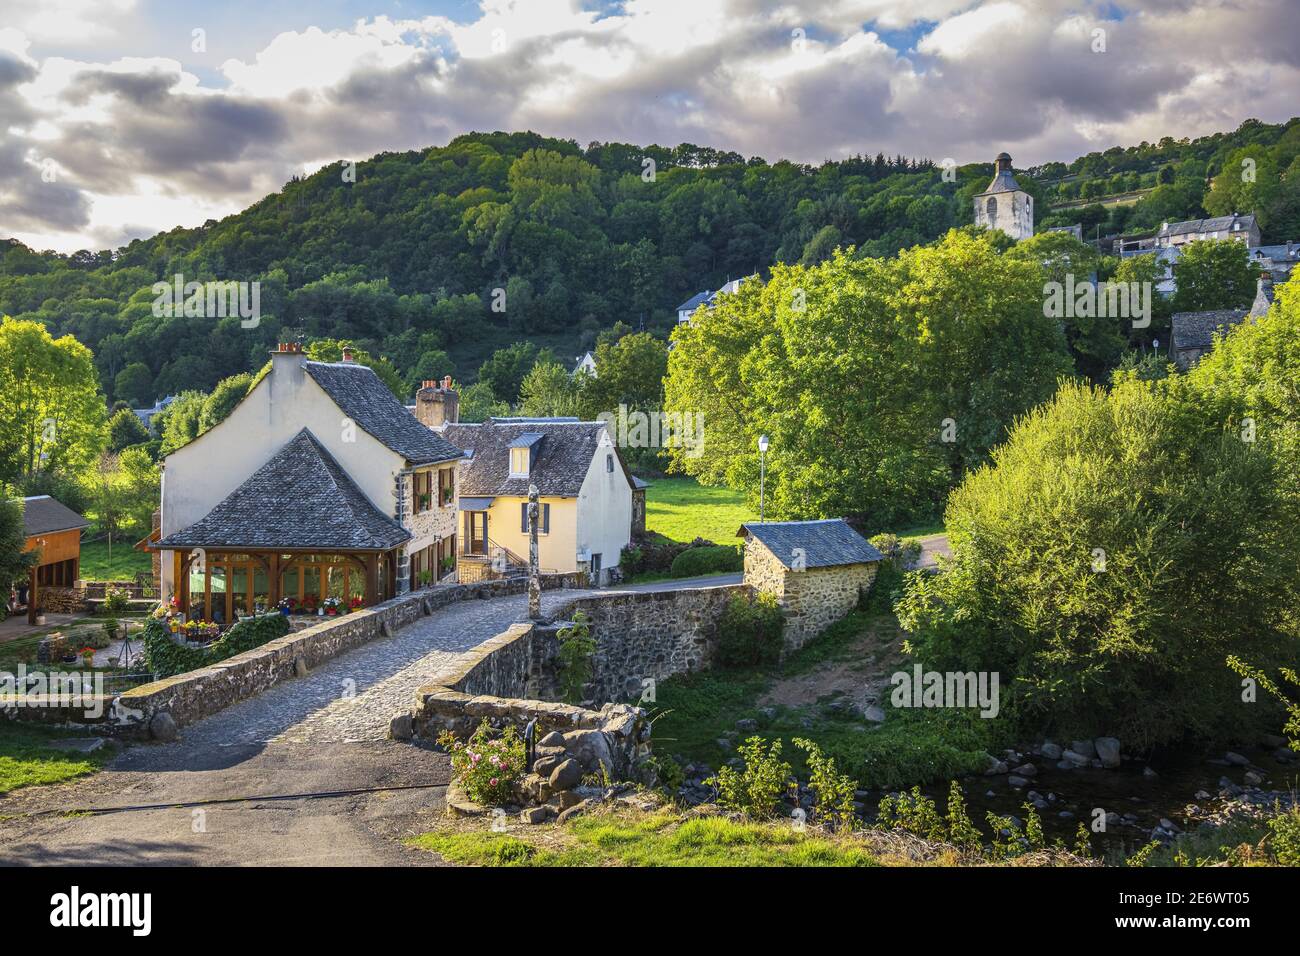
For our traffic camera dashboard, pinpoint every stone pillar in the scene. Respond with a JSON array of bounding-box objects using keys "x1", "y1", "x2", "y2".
[{"x1": 527, "y1": 484, "x2": 541, "y2": 620}]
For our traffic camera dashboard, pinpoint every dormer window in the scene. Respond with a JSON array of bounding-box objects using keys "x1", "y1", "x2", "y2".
[
  {"x1": 510, "y1": 447, "x2": 529, "y2": 477},
  {"x1": 507, "y1": 432, "x2": 544, "y2": 478}
]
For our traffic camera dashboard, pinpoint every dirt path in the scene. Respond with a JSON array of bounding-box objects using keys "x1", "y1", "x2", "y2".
[{"x1": 758, "y1": 617, "x2": 908, "y2": 713}]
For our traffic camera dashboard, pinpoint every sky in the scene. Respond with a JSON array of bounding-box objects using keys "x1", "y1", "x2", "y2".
[{"x1": 1, "y1": 0, "x2": 1296, "y2": 253}]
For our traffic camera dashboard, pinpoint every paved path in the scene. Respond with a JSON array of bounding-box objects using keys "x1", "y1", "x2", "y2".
[{"x1": 0, "y1": 579, "x2": 734, "y2": 865}]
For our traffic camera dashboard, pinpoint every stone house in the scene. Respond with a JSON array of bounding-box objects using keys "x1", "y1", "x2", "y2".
[
  {"x1": 1169, "y1": 275, "x2": 1276, "y2": 370},
  {"x1": 738, "y1": 518, "x2": 883, "y2": 651},
  {"x1": 154, "y1": 344, "x2": 463, "y2": 622}
]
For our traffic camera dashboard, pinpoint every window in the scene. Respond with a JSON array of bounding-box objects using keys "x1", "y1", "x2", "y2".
[
  {"x1": 520, "y1": 502, "x2": 550, "y2": 535},
  {"x1": 510, "y1": 447, "x2": 529, "y2": 477},
  {"x1": 985, "y1": 196, "x2": 997, "y2": 222},
  {"x1": 412, "y1": 470, "x2": 433, "y2": 514},
  {"x1": 606, "y1": 453, "x2": 614, "y2": 473},
  {"x1": 438, "y1": 467, "x2": 454, "y2": 507}
]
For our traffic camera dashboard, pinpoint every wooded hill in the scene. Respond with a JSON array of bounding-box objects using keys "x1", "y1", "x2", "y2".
[{"x1": 1, "y1": 119, "x2": 1297, "y2": 405}]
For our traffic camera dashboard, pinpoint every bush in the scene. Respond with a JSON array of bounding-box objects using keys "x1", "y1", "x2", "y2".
[
  {"x1": 142, "y1": 613, "x2": 291, "y2": 678},
  {"x1": 622, "y1": 533, "x2": 715, "y2": 578},
  {"x1": 438, "y1": 719, "x2": 526, "y2": 806},
  {"x1": 862, "y1": 533, "x2": 922, "y2": 614},
  {"x1": 556, "y1": 611, "x2": 596, "y2": 704},
  {"x1": 101, "y1": 587, "x2": 130, "y2": 615},
  {"x1": 669, "y1": 544, "x2": 743, "y2": 578},
  {"x1": 792, "y1": 738, "x2": 857, "y2": 831},
  {"x1": 896, "y1": 378, "x2": 1300, "y2": 749},
  {"x1": 714, "y1": 591, "x2": 785, "y2": 668},
  {"x1": 708, "y1": 737, "x2": 792, "y2": 819}
]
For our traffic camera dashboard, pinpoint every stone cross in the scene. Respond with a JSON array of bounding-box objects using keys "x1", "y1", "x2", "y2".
[{"x1": 527, "y1": 483, "x2": 541, "y2": 620}]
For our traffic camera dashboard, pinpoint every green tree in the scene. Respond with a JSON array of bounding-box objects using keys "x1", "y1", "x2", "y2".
[
  {"x1": 200, "y1": 373, "x2": 254, "y2": 432},
  {"x1": 0, "y1": 316, "x2": 107, "y2": 482},
  {"x1": 518, "y1": 361, "x2": 581, "y2": 417},
  {"x1": 477, "y1": 342, "x2": 544, "y2": 404},
  {"x1": 108, "y1": 407, "x2": 150, "y2": 452},
  {"x1": 897, "y1": 377, "x2": 1300, "y2": 749},
  {"x1": 457, "y1": 381, "x2": 510, "y2": 423},
  {"x1": 113, "y1": 361, "x2": 154, "y2": 405},
  {"x1": 1171, "y1": 239, "x2": 1259, "y2": 312},
  {"x1": 578, "y1": 331, "x2": 668, "y2": 418},
  {"x1": 304, "y1": 339, "x2": 406, "y2": 399},
  {"x1": 0, "y1": 498, "x2": 38, "y2": 618},
  {"x1": 156, "y1": 391, "x2": 206, "y2": 455}
]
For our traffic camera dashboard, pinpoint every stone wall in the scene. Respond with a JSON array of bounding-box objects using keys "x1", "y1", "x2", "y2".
[
  {"x1": 551, "y1": 584, "x2": 744, "y2": 704},
  {"x1": 37, "y1": 585, "x2": 87, "y2": 613},
  {"x1": 742, "y1": 538, "x2": 878, "y2": 651},
  {"x1": 8, "y1": 572, "x2": 587, "y2": 735}
]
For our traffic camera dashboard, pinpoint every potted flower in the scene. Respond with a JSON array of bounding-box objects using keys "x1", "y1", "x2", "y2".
[
  {"x1": 441, "y1": 485, "x2": 454, "y2": 506},
  {"x1": 349, "y1": 596, "x2": 363, "y2": 612},
  {"x1": 80, "y1": 646, "x2": 95, "y2": 668},
  {"x1": 322, "y1": 596, "x2": 341, "y2": 617},
  {"x1": 418, "y1": 491, "x2": 431, "y2": 510}
]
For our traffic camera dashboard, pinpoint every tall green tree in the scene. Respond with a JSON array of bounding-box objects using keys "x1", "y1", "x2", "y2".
[
  {"x1": 108, "y1": 407, "x2": 151, "y2": 451},
  {"x1": 0, "y1": 316, "x2": 107, "y2": 482},
  {"x1": 518, "y1": 361, "x2": 581, "y2": 417},
  {"x1": 1171, "y1": 239, "x2": 1259, "y2": 312},
  {"x1": 0, "y1": 497, "x2": 38, "y2": 618}
]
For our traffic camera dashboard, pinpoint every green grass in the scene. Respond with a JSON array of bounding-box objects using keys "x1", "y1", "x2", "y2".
[
  {"x1": 644, "y1": 477, "x2": 757, "y2": 545},
  {"x1": 652, "y1": 611, "x2": 999, "y2": 791},
  {"x1": 0, "y1": 723, "x2": 111, "y2": 795},
  {"x1": 78, "y1": 538, "x2": 151, "y2": 582},
  {"x1": 408, "y1": 813, "x2": 879, "y2": 866}
]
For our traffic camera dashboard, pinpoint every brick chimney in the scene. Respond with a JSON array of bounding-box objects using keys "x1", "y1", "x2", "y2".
[
  {"x1": 341, "y1": 347, "x2": 354, "y2": 363},
  {"x1": 415, "y1": 375, "x2": 458, "y2": 429}
]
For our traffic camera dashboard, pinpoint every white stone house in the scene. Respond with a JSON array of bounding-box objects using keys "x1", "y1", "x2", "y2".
[
  {"x1": 438, "y1": 418, "x2": 635, "y2": 586},
  {"x1": 154, "y1": 344, "x2": 463, "y2": 623},
  {"x1": 572, "y1": 351, "x2": 597, "y2": 378},
  {"x1": 738, "y1": 519, "x2": 883, "y2": 651}
]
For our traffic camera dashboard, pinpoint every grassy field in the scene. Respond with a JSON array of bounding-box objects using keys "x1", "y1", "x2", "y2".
[
  {"x1": 0, "y1": 723, "x2": 111, "y2": 795},
  {"x1": 644, "y1": 477, "x2": 757, "y2": 544},
  {"x1": 78, "y1": 538, "x2": 151, "y2": 582}
]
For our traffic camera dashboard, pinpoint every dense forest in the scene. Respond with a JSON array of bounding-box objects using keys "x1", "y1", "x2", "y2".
[{"x1": 1, "y1": 118, "x2": 1298, "y2": 408}]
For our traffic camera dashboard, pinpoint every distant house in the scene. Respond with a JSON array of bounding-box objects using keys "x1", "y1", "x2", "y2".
[
  {"x1": 1169, "y1": 276, "x2": 1276, "y2": 370},
  {"x1": 19, "y1": 495, "x2": 89, "y2": 624},
  {"x1": 154, "y1": 344, "x2": 463, "y2": 623},
  {"x1": 737, "y1": 519, "x2": 882, "y2": 650},
  {"x1": 1250, "y1": 241, "x2": 1299, "y2": 283},
  {"x1": 1045, "y1": 224, "x2": 1083, "y2": 241},
  {"x1": 675, "y1": 277, "x2": 754, "y2": 325},
  {"x1": 133, "y1": 394, "x2": 177, "y2": 431},
  {"x1": 572, "y1": 351, "x2": 597, "y2": 378},
  {"x1": 440, "y1": 418, "x2": 635, "y2": 585},
  {"x1": 1155, "y1": 213, "x2": 1260, "y2": 249}
]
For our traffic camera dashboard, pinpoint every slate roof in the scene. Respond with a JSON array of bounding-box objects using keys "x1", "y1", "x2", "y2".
[
  {"x1": 980, "y1": 154, "x2": 1023, "y2": 195},
  {"x1": 304, "y1": 361, "x2": 463, "y2": 466},
  {"x1": 440, "y1": 420, "x2": 624, "y2": 497},
  {"x1": 1158, "y1": 214, "x2": 1256, "y2": 238},
  {"x1": 738, "y1": 519, "x2": 883, "y2": 570},
  {"x1": 157, "y1": 429, "x2": 409, "y2": 552},
  {"x1": 676, "y1": 291, "x2": 710, "y2": 313},
  {"x1": 1170, "y1": 309, "x2": 1249, "y2": 352},
  {"x1": 21, "y1": 495, "x2": 89, "y2": 537}
]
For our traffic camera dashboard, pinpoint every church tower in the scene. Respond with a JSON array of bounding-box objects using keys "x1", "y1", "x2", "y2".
[{"x1": 974, "y1": 152, "x2": 1033, "y2": 240}]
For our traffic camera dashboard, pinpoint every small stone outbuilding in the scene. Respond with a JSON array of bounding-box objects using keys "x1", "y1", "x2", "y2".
[{"x1": 738, "y1": 519, "x2": 882, "y2": 651}]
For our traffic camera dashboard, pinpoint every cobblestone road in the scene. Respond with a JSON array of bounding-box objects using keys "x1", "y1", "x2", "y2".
[{"x1": 174, "y1": 588, "x2": 604, "y2": 750}]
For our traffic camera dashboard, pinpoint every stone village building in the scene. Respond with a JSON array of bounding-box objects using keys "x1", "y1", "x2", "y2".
[
  {"x1": 738, "y1": 518, "x2": 883, "y2": 651},
  {"x1": 151, "y1": 348, "x2": 637, "y2": 620},
  {"x1": 974, "y1": 152, "x2": 1034, "y2": 241},
  {"x1": 1169, "y1": 275, "x2": 1276, "y2": 370}
]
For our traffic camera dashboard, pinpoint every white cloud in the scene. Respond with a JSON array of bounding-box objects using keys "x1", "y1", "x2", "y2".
[{"x1": 1, "y1": 0, "x2": 1296, "y2": 253}]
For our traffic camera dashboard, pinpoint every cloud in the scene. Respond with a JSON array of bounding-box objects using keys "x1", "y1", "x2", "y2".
[{"x1": 1, "y1": 0, "x2": 1296, "y2": 253}]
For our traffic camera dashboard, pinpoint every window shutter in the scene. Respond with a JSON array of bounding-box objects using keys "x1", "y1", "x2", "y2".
[
  {"x1": 543, "y1": 503, "x2": 550, "y2": 534},
  {"x1": 521, "y1": 502, "x2": 528, "y2": 533}
]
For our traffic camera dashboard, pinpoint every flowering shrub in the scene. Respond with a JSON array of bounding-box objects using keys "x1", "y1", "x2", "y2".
[{"x1": 438, "y1": 720, "x2": 526, "y2": 806}]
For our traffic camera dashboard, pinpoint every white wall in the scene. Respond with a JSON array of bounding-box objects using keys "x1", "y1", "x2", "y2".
[
  {"x1": 575, "y1": 427, "x2": 634, "y2": 583},
  {"x1": 159, "y1": 353, "x2": 404, "y2": 596}
]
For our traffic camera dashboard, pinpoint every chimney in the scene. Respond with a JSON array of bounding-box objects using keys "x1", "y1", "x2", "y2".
[
  {"x1": 341, "y1": 347, "x2": 354, "y2": 363},
  {"x1": 270, "y1": 341, "x2": 305, "y2": 383},
  {"x1": 415, "y1": 378, "x2": 459, "y2": 430}
]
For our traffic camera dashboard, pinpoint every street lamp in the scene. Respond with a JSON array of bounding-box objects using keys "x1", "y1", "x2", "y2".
[{"x1": 758, "y1": 434, "x2": 769, "y2": 523}]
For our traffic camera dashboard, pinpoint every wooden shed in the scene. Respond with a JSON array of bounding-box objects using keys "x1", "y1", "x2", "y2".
[{"x1": 21, "y1": 495, "x2": 89, "y2": 624}]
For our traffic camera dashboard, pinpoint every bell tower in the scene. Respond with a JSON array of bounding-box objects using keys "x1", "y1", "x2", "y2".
[{"x1": 974, "y1": 152, "x2": 1033, "y2": 240}]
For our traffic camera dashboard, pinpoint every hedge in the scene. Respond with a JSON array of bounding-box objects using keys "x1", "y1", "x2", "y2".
[
  {"x1": 142, "y1": 613, "x2": 291, "y2": 679},
  {"x1": 669, "y1": 544, "x2": 743, "y2": 578}
]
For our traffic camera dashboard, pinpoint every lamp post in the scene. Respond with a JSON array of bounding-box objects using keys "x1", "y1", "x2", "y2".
[{"x1": 758, "y1": 434, "x2": 769, "y2": 523}]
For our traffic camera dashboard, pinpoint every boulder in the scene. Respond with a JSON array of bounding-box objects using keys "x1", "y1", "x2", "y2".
[
  {"x1": 1012, "y1": 763, "x2": 1037, "y2": 778},
  {"x1": 863, "y1": 704, "x2": 886, "y2": 723},
  {"x1": 1141, "y1": 766, "x2": 1158, "y2": 779},
  {"x1": 557, "y1": 799, "x2": 594, "y2": 824},
  {"x1": 548, "y1": 758, "x2": 583, "y2": 792},
  {"x1": 539, "y1": 731, "x2": 566, "y2": 747},
  {"x1": 736, "y1": 718, "x2": 758, "y2": 733},
  {"x1": 389, "y1": 712, "x2": 413, "y2": 741},
  {"x1": 1040, "y1": 741, "x2": 1063, "y2": 760},
  {"x1": 1224, "y1": 751, "x2": 1249, "y2": 766},
  {"x1": 1095, "y1": 737, "x2": 1121, "y2": 768},
  {"x1": 149, "y1": 711, "x2": 178, "y2": 743},
  {"x1": 984, "y1": 754, "x2": 1009, "y2": 775},
  {"x1": 563, "y1": 729, "x2": 616, "y2": 776},
  {"x1": 520, "y1": 806, "x2": 551, "y2": 825},
  {"x1": 1244, "y1": 770, "x2": 1264, "y2": 786},
  {"x1": 1007, "y1": 775, "x2": 1030, "y2": 788},
  {"x1": 533, "y1": 754, "x2": 563, "y2": 777},
  {"x1": 1071, "y1": 739, "x2": 1097, "y2": 759},
  {"x1": 1061, "y1": 749, "x2": 1090, "y2": 768}
]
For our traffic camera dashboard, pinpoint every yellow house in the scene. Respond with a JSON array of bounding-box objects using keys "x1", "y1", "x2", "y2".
[{"x1": 439, "y1": 419, "x2": 635, "y2": 584}]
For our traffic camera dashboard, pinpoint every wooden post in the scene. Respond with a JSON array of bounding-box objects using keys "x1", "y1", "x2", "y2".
[{"x1": 364, "y1": 554, "x2": 376, "y2": 607}]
